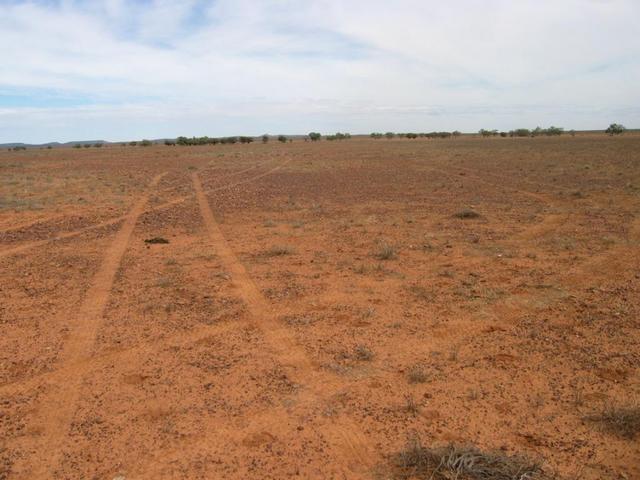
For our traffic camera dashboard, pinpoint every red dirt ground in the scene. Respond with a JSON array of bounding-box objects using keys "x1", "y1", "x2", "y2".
[{"x1": 1, "y1": 135, "x2": 639, "y2": 479}]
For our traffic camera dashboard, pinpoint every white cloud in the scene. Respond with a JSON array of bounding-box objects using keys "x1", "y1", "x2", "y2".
[{"x1": 0, "y1": 0, "x2": 638, "y2": 142}]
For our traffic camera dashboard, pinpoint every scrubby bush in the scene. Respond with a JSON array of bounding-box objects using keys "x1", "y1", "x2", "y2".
[
  {"x1": 278, "y1": 135, "x2": 287, "y2": 143},
  {"x1": 73, "y1": 144, "x2": 82, "y2": 149},
  {"x1": 479, "y1": 129, "x2": 498, "y2": 137},
  {"x1": 606, "y1": 123, "x2": 626, "y2": 135},
  {"x1": 385, "y1": 132, "x2": 395, "y2": 139},
  {"x1": 262, "y1": 134, "x2": 269, "y2": 143},
  {"x1": 140, "y1": 139, "x2": 152, "y2": 147},
  {"x1": 326, "y1": 132, "x2": 350, "y2": 141},
  {"x1": 164, "y1": 139, "x2": 176, "y2": 146},
  {"x1": 512, "y1": 128, "x2": 531, "y2": 137},
  {"x1": 452, "y1": 130, "x2": 461, "y2": 137},
  {"x1": 94, "y1": 143, "x2": 103, "y2": 148},
  {"x1": 239, "y1": 136, "x2": 254, "y2": 144},
  {"x1": 546, "y1": 126, "x2": 564, "y2": 136},
  {"x1": 129, "y1": 141, "x2": 137, "y2": 146},
  {"x1": 308, "y1": 132, "x2": 321, "y2": 141},
  {"x1": 370, "y1": 132, "x2": 383, "y2": 139},
  {"x1": 405, "y1": 133, "x2": 418, "y2": 139},
  {"x1": 425, "y1": 131, "x2": 452, "y2": 139}
]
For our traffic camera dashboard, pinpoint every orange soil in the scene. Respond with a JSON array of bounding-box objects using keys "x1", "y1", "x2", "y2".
[{"x1": 0, "y1": 136, "x2": 639, "y2": 479}]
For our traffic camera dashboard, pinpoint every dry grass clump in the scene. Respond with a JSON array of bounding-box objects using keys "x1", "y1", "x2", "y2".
[
  {"x1": 264, "y1": 245, "x2": 295, "y2": 257},
  {"x1": 407, "y1": 365, "x2": 429, "y2": 384},
  {"x1": 408, "y1": 285, "x2": 433, "y2": 302},
  {"x1": 145, "y1": 236, "x2": 169, "y2": 244},
  {"x1": 354, "y1": 344, "x2": 374, "y2": 361},
  {"x1": 375, "y1": 243, "x2": 397, "y2": 260},
  {"x1": 454, "y1": 208, "x2": 480, "y2": 219},
  {"x1": 585, "y1": 404, "x2": 640, "y2": 439},
  {"x1": 404, "y1": 394, "x2": 419, "y2": 415},
  {"x1": 395, "y1": 437, "x2": 548, "y2": 480}
]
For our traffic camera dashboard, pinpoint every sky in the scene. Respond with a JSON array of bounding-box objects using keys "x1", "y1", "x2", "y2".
[{"x1": 0, "y1": 0, "x2": 639, "y2": 143}]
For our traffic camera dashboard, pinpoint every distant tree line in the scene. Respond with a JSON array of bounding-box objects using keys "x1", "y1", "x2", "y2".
[
  {"x1": 478, "y1": 124, "x2": 627, "y2": 138},
  {"x1": 479, "y1": 126, "x2": 566, "y2": 137},
  {"x1": 54, "y1": 122, "x2": 630, "y2": 152},
  {"x1": 372, "y1": 131, "x2": 461, "y2": 139},
  {"x1": 325, "y1": 132, "x2": 351, "y2": 141},
  {"x1": 174, "y1": 136, "x2": 255, "y2": 146}
]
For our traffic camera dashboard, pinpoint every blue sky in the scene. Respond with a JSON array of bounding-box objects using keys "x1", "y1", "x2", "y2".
[{"x1": 1, "y1": 0, "x2": 639, "y2": 143}]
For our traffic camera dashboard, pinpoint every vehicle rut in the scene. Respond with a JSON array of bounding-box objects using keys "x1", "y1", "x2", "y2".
[{"x1": 10, "y1": 172, "x2": 167, "y2": 479}]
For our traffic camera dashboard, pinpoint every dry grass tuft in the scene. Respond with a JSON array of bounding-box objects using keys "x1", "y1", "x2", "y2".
[
  {"x1": 395, "y1": 437, "x2": 548, "y2": 479},
  {"x1": 264, "y1": 245, "x2": 295, "y2": 257},
  {"x1": 404, "y1": 394, "x2": 419, "y2": 415},
  {"x1": 407, "y1": 365, "x2": 429, "y2": 384},
  {"x1": 354, "y1": 344, "x2": 374, "y2": 361},
  {"x1": 585, "y1": 404, "x2": 640, "y2": 439},
  {"x1": 454, "y1": 208, "x2": 481, "y2": 219},
  {"x1": 145, "y1": 236, "x2": 169, "y2": 244},
  {"x1": 375, "y1": 243, "x2": 397, "y2": 260}
]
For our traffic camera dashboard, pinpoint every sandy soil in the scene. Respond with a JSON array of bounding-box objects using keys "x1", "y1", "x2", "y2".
[{"x1": 0, "y1": 136, "x2": 638, "y2": 479}]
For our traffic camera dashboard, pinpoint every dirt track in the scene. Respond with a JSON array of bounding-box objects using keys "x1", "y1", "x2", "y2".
[{"x1": 1, "y1": 136, "x2": 639, "y2": 479}]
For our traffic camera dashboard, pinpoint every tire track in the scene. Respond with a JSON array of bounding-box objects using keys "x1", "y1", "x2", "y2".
[
  {"x1": 0, "y1": 159, "x2": 290, "y2": 259},
  {"x1": 0, "y1": 318, "x2": 239, "y2": 397},
  {"x1": 0, "y1": 161, "x2": 265, "y2": 237},
  {"x1": 11, "y1": 172, "x2": 166, "y2": 479},
  {"x1": 154, "y1": 160, "x2": 266, "y2": 198},
  {"x1": 1, "y1": 159, "x2": 291, "y2": 392},
  {"x1": 192, "y1": 172, "x2": 377, "y2": 477}
]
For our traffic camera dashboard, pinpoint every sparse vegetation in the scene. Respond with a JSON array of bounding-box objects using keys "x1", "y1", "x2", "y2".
[
  {"x1": 586, "y1": 404, "x2": 640, "y2": 439},
  {"x1": 354, "y1": 344, "x2": 374, "y2": 361},
  {"x1": 278, "y1": 135, "x2": 288, "y2": 143},
  {"x1": 3, "y1": 128, "x2": 636, "y2": 478},
  {"x1": 308, "y1": 132, "x2": 321, "y2": 141},
  {"x1": 264, "y1": 245, "x2": 294, "y2": 257},
  {"x1": 375, "y1": 243, "x2": 397, "y2": 260},
  {"x1": 511, "y1": 128, "x2": 531, "y2": 137},
  {"x1": 176, "y1": 136, "x2": 241, "y2": 146},
  {"x1": 407, "y1": 364, "x2": 429, "y2": 384},
  {"x1": 395, "y1": 437, "x2": 547, "y2": 480},
  {"x1": 605, "y1": 123, "x2": 626, "y2": 135},
  {"x1": 479, "y1": 129, "x2": 498, "y2": 137},
  {"x1": 408, "y1": 285, "x2": 433, "y2": 302},
  {"x1": 454, "y1": 208, "x2": 480, "y2": 219},
  {"x1": 404, "y1": 394, "x2": 419, "y2": 415},
  {"x1": 144, "y1": 237, "x2": 169, "y2": 244},
  {"x1": 326, "y1": 132, "x2": 351, "y2": 141}
]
